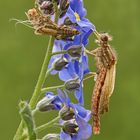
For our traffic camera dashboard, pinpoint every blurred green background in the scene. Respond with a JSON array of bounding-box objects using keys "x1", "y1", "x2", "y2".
[{"x1": 0, "y1": 0, "x2": 140, "y2": 139}]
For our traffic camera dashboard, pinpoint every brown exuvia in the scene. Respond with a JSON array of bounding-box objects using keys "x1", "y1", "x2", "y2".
[
  {"x1": 91, "y1": 32, "x2": 117, "y2": 134},
  {"x1": 26, "y1": 8, "x2": 79, "y2": 40}
]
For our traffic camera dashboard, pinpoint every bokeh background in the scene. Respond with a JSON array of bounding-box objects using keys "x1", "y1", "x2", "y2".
[{"x1": 0, "y1": 0, "x2": 140, "y2": 139}]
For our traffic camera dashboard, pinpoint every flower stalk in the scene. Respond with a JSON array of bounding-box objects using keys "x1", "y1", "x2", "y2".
[
  {"x1": 13, "y1": 0, "x2": 115, "y2": 139},
  {"x1": 41, "y1": 74, "x2": 95, "y2": 94},
  {"x1": 29, "y1": 36, "x2": 55, "y2": 109},
  {"x1": 13, "y1": 1, "x2": 59, "y2": 139},
  {"x1": 36, "y1": 116, "x2": 61, "y2": 133}
]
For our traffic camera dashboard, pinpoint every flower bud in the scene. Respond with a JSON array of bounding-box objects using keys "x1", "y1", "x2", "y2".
[
  {"x1": 36, "y1": 96, "x2": 55, "y2": 112},
  {"x1": 37, "y1": 0, "x2": 54, "y2": 15},
  {"x1": 59, "y1": 0, "x2": 69, "y2": 18},
  {"x1": 40, "y1": 1, "x2": 53, "y2": 10},
  {"x1": 53, "y1": 57, "x2": 68, "y2": 71},
  {"x1": 42, "y1": 133, "x2": 60, "y2": 140},
  {"x1": 63, "y1": 17, "x2": 73, "y2": 25},
  {"x1": 62, "y1": 121, "x2": 78, "y2": 134},
  {"x1": 59, "y1": 105, "x2": 74, "y2": 120},
  {"x1": 43, "y1": 2, "x2": 54, "y2": 15},
  {"x1": 64, "y1": 78, "x2": 80, "y2": 91},
  {"x1": 67, "y1": 45, "x2": 82, "y2": 57}
]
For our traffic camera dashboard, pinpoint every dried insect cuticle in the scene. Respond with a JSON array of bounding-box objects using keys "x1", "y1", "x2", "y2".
[
  {"x1": 26, "y1": 8, "x2": 79, "y2": 40},
  {"x1": 91, "y1": 31, "x2": 117, "y2": 134}
]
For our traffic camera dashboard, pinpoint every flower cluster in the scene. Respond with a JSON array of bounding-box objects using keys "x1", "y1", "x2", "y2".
[
  {"x1": 47, "y1": 0, "x2": 94, "y2": 105},
  {"x1": 19, "y1": 0, "x2": 95, "y2": 139},
  {"x1": 35, "y1": 0, "x2": 94, "y2": 139},
  {"x1": 37, "y1": 89, "x2": 92, "y2": 140},
  {"x1": 14, "y1": 0, "x2": 116, "y2": 139}
]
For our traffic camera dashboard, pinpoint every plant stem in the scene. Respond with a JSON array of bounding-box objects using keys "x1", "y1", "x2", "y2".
[
  {"x1": 36, "y1": 116, "x2": 60, "y2": 133},
  {"x1": 29, "y1": 36, "x2": 55, "y2": 109},
  {"x1": 13, "y1": 2, "x2": 59, "y2": 139},
  {"x1": 41, "y1": 73, "x2": 96, "y2": 94},
  {"x1": 41, "y1": 84, "x2": 64, "y2": 93},
  {"x1": 13, "y1": 35, "x2": 55, "y2": 140},
  {"x1": 45, "y1": 67, "x2": 54, "y2": 79},
  {"x1": 51, "y1": 50, "x2": 68, "y2": 56},
  {"x1": 13, "y1": 122, "x2": 23, "y2": 140}
]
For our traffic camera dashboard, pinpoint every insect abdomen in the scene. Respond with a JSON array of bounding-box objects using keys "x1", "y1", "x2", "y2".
[
  {"x1": 91, "y1": 67, "x2": 107, "y2": 134},
  {"x1": 57, "y1": 27, "x2": 79, "y2": 36}
]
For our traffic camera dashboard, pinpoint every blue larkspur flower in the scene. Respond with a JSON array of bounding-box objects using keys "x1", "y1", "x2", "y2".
[
  {"x1": 40, "y1": 92, "x2": 63, "y2": 110},
  {"x1": 58, "y1": 29, "x2": 93, "y2": 104},
  {"x1": 47, "y1": 0, "x2": 94, "y2": 105},
  {"x1": 48, "y1": 40, "x2": 67, "y2": 75},
  {"x1": 48, "y1": 28, "x2": 92, "y2": 104},
  {"x1": 66, "y1": 0, "x2": 94, "y2": 31},
  {"x1": 58, "y1": 89, "x2": 92, "y2": 140},
  {"x1": 59, "y1": 28, "x2": 93, "y2": 81},
  {"x1": 58, "y1": 59, "x2": 87, "y2": 105},
  {"x1": 49, "y1": 27, "x2": 92, "y2": 76},
  {"x1": 45, "y1": 92, "x2": 63, "y2": 110},
  {"x1": 36, "y1": 91, "x2": 64, "y2": 112}
]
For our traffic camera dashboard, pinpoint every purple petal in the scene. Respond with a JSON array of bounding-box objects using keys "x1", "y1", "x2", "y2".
[
  {"x1": 74, "y1": 85, "x2": 84, "y2": 105},
  {"x1": 82, "y1": 29, "x2": 93, "y2": 46},
  {"x1": 82, "y1": 55, "x2": 90, "y2": 75},
  {"x1": 77, "y1": 124, "x2": 92, "y2": 139},
  {"x1": 60, "y1": 131, "x2": 72, "y2": 140},
  {"x1": 66, "y1": 7, "x2": 77, "y2": 23},
  {"x1": 59, "y1": 68, "x2": 73, "y2": 81},
  {"x1": 74, "y1": 105, "x2": 91, "y2": 122},
  {"x1": 77, "y1": 19, "x2": 93, "y2": 29}
]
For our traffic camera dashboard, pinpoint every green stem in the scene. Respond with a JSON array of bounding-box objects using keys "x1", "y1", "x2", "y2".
[
  {"x1": 32, "y1": 108, "x2": 39, "y2": 116},
  {"x1": 13, "y1": 36, "x2": 55, "y2": 140},
  {"x1": 41, "y1": 84, "x2": 64, "y2": 93},
  {"x1": 41, "y1": 73, "x2": 96, "y2": 94},
  {"x1": 13, "y1": 2, "x2": 59, "y2": 139},
  {"x1": 54, "y1": 0, "x2": 59, "y2": 23},
  {"x1": 51, "y1": 50, "x2": 68, "y2": 56},
  {"x1": 13, "y1": 122, "x2": 23, "y2": 140},
  {"x1": 36, "y1": 116, "x2": 60, "y2": 133},
  {"x1": 45, "y1": 67, "x2": 53, "y2": 79},
  {"x1": 29, "y1": 36, "x2": 55, "y2": 109}
]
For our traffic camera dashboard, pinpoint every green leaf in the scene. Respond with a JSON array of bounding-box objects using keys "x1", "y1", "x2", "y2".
[{"x1": 19, "y1": 101, "x2": 37, "y2": 140}]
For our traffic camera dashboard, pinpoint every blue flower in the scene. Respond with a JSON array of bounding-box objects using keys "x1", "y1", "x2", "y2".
[
  {"x1": 48, "y1": 39, "x2": 90, "y2": 105},
  {"x1": 45, "y1": 92, "x2": 63, "y2": 110},
  {"x1": 58, "y1": 89, "x2": 91, "y2": 121},
  {"x1": 58, "y1": 89, "x2": 92, "y2": 140},
  {"x1": 58, "y1": 60, "x2": 86, "y2": 105},
  {"x1": 66, "y1": 0, "x2": 94, "y2": 31},
  {"x1": 58, "y1": 33, "x2": 91, "y2": 104},
  {"x1": 71, "y1": 115, "x2": 92, "y2": 140},
  {"x1": 48, "y1": 2, "x2": 93, "y2": 104},
  {"x1": 48, "y1": 40, "x2": 67, "y2": 75},
  {"x1": 59, "y1": 28, "x2": 92, "y2": 81},
  {"x1": 36, "y1": 92, "x2": 63, "y2": 111},
  {"x1": 48, "y1": 26, "x2": 92, "y2": 74}
]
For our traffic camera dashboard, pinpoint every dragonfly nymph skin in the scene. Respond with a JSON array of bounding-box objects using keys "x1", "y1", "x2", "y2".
[
  {"x1": 91, "y1": 32, "x2": 117, "y2": 134},
  {"x1": 26, "y1": 8, "x2": 79, "y2": 40}
]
